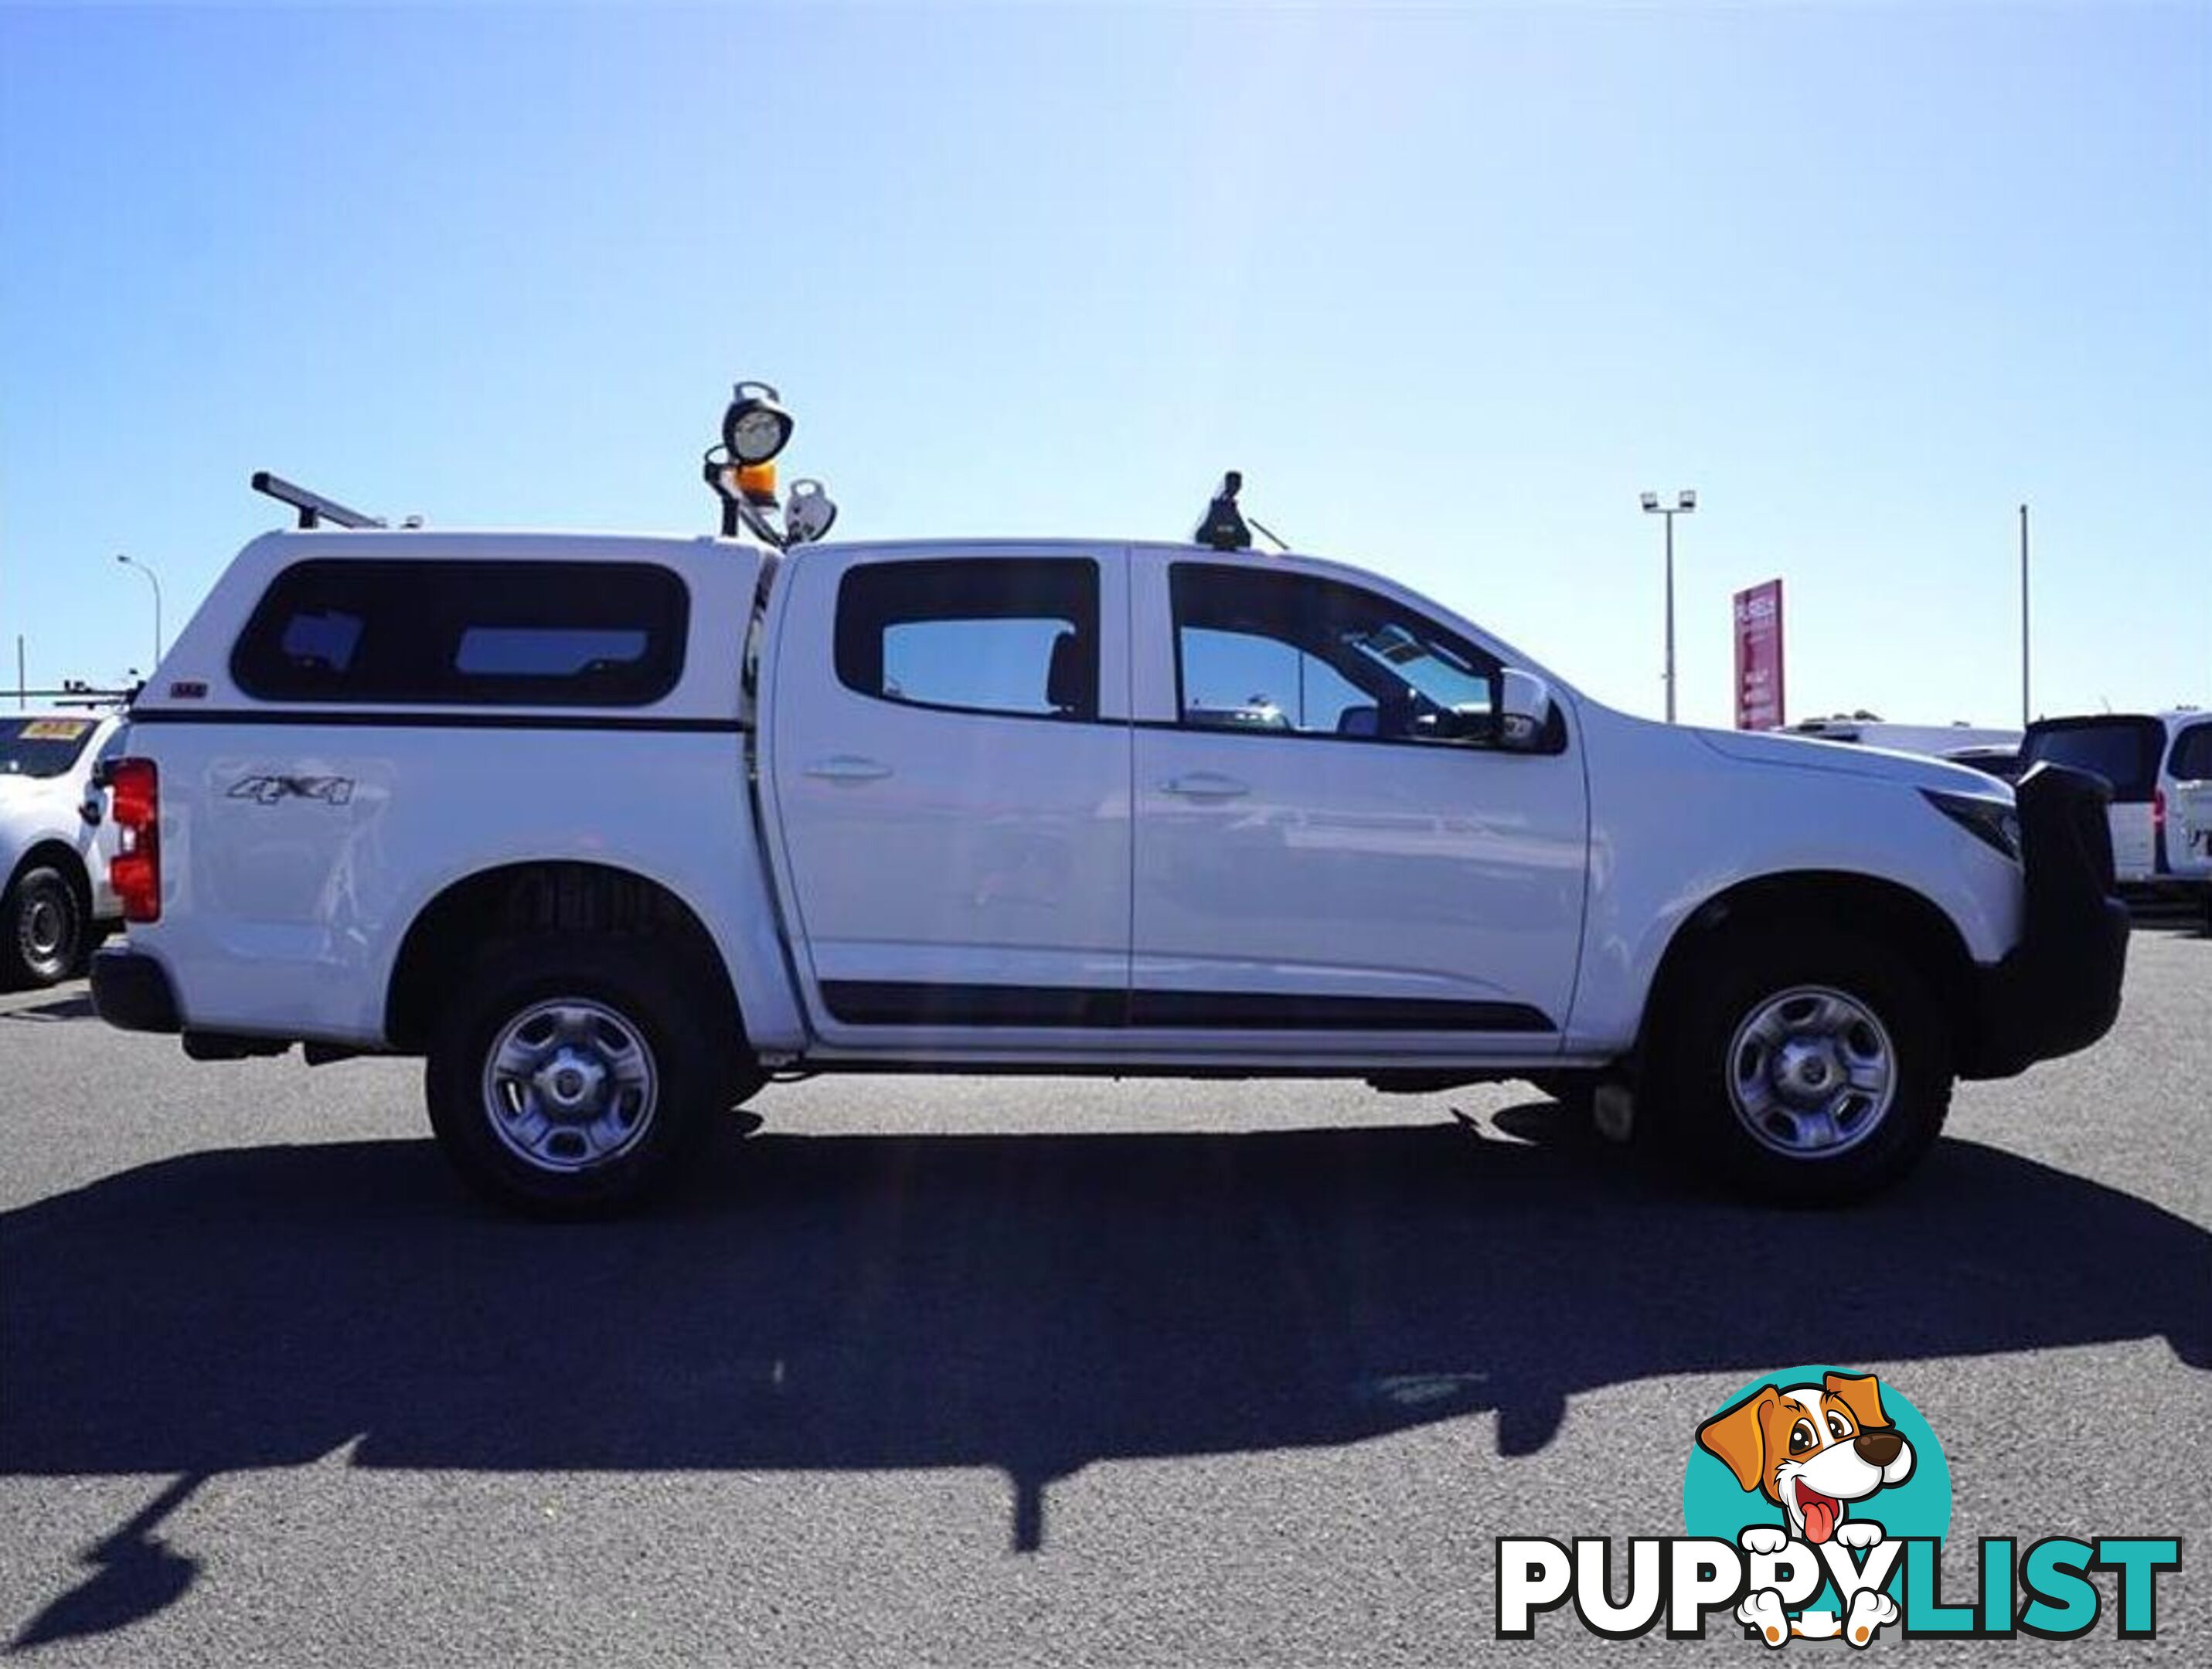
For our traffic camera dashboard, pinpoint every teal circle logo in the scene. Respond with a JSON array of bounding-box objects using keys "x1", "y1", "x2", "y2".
[{"x1": 1684, "y1": 1365, "x2": 1951, "y2": 1611}]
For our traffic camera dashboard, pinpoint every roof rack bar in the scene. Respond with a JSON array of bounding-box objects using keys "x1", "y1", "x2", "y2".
[
  {"x1": 250, "y1": 471, "x2": 386, "y2": 531},
  {"x1": 12, "y1": 685, "x2": 133, "y2": 705}
]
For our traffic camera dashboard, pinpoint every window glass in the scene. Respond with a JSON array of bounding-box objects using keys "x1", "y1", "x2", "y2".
[
  {"x1": 278, "y1": 610, "x2": 364, "y2": 672},
  {"x1": 1170, "y1": 563, "x2": 1500, "y2": 746},
  {"x1": 2021, "y1": 718, "x2": 2163, "y2": 801},
  {"x1": 2167, "y1": 723, "x2": 2212, "y2": 781},
  {"x1": 1179, "y1": 629, "x2": 1370, "y2": 733},
  {"x1": 456, "y1": 627, "x2": 650, "y2": 678},
  {"x1": 835, "y1": 558, "x2": 1099, "y2": 719},
  {"x1": 0, "y1": 717, "x2": 99, "y2": 779},
  {"x1": 232, "y1": 559, "x2": 688, "y2": 705}
]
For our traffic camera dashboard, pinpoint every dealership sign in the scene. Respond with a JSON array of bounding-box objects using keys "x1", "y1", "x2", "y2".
[{"x1": 1734, "y1": 579, "x2": 1786, "y2": 731}]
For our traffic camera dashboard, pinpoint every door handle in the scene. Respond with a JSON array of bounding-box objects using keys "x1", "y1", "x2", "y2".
[
  {"x1": 803, "y1": 756, "x2": 894, "y2": 783},
  {"x1": 1160, "y1": 772, "x2": 1251, "y2": 799}
]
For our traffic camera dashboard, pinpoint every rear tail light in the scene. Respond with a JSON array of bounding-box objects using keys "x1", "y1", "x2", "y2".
[
  {"x1": 108, "y1": 757, "x2": 161, "y2": 923},
  {"x1": 2152, "y1": 786, "x2": 2166, "y2": 831}
]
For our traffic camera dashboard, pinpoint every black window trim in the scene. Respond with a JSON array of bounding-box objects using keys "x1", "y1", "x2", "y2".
[
  {"x1": 230, "y1": 557, "x2": 692, "y2": 709},
  {"x1": 1164, "y1": 560, "x2": 1520, "y2": 753},
  {"x1": 832, "y1": 555, "x2": 1112, "y2": 728}
]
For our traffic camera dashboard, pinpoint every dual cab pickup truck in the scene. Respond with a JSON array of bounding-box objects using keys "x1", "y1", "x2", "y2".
[{"x1": 91, "y1": 515, "x2": 2129, "y2": 1214}]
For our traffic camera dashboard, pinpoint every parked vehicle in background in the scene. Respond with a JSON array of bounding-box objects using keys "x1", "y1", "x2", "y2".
[
  {"x1": 2020, "y1": 710, "x2": 2210, "y2": 902},
  {"x1": 2150, "y1": 714, "x2": 2212, "y2": 923},
  {"x1": 1943, "y1": 744, "x2": 2024, "y2": 784},
  {"x1": 1785, "y1": 716, "x2": 2023, "y2": 758},
  {"x1": 0, "y1": 712, "x2": 124, "y2": 987}
]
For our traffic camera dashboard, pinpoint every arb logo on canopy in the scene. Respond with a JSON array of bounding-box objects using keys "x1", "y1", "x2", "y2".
[{"x1": 1495, "y1": 1365, "x2": 2180, "y2": 1646}]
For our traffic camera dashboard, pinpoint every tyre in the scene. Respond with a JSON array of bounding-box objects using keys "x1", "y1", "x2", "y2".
[
  {"x1": 426, "y1": 934, "x2": 740, "y2": 1217},
  {"x1": 2, "y1": 864, "x2": 87, "y2": 989},
  {"x1": 1647, "y1": 924, "x2": 1952, "y2": 1205}
]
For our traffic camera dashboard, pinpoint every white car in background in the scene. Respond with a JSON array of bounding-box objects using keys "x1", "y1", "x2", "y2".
[
  {"x1": 0, "y1": 712, "x2": 124, "y2": 987},
  {"x1": 2152, "y1": 714, "x2": 2212, "y2": 919},
  {"x1": 2019, "y1": 709, "x2": 2211, "y2": 904}
]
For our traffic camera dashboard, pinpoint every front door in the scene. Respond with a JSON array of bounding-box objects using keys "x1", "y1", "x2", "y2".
[{"x1": 1128, "y1": 554, "x2": 1587, "y2": 1055}]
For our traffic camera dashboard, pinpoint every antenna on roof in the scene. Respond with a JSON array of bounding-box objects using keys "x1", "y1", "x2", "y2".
[
  {"x1": 1196, "y1": 472, "x2": 1251, "y2": 550},
  {"x1": 250, "y1": 472, "x2": 386, "y2": 530},
  {"x1": 1194, "y1": 471, "x2": 1288, "y2": 552}
]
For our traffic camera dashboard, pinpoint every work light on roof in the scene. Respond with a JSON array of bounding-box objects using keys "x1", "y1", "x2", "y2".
[
  {"x1": 723, "y1": 381, "x2": 794, "y2": 466},
  {"x1": 703, "y1": 377, "x2": 836, "y2": 549}
]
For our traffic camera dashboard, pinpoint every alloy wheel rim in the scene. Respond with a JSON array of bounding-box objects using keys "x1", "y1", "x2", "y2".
[{"x1": 1725, "y1": 984, "x2": 1897, "y2": 1159}]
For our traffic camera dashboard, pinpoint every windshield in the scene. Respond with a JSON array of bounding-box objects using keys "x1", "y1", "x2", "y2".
[
  {"x1": 2021, "y1": 718, "x2": 2163, "y2": 801},
  {"x1": 0, "y1": 717, "x2": 100, "y2": 780}
]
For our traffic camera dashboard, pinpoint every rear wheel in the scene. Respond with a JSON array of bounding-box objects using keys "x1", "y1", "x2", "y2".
[
  {"x1": 2, "y1": 864, "x2": 87, "y2": 989},
  {"x1": 1648, "y1": 924, "x2": 1952, "y2": 1205},
  {"x1": 426, "y1": 935, "x2": 747, "y2": 1217}
]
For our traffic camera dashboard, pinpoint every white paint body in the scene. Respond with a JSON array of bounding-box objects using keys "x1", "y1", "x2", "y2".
[
  {"x1": 117, "y1": 529, "x2": 2027, "y2": 1072},
  {"x1": 1, "y1": 712, "x2": 124, "y2": 923}
]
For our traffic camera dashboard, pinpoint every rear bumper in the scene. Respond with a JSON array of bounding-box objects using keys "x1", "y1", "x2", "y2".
[
  {"x1": 1963, "y1": 763, "x2": 2130, "y2": 1079},
  {"x1": 90, "y1": 947, "x2": 182, "y2": 1035}
]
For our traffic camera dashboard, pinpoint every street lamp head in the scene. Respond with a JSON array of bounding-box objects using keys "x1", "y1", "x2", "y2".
[
  {"x1": 1678, "y1": 490, "x2": 1697, "y2": 512},
  {"x1": 1640, "y1": 491, "x2": 1660, "y2": 512}
]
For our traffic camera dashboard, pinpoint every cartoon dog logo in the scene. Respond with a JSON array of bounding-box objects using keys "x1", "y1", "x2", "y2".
[{"x1": 1697, "y1": 1372, "x2": 1915, "y2": 1647}]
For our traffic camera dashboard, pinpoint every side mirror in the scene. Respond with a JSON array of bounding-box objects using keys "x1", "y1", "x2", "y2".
[
  {"x1": 1498, "y1": 669, "x2": 1556, "y2": 751},
  {"x1": 78, "y1": 791, "x2": 104, "y2": 828}
]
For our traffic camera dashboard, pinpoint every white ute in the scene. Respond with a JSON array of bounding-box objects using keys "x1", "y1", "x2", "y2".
[
  {"x1": 2, "y1": 710, "x2": 123, "y2": 987},
  {"x1": 91, "y1": 391, "x2": 2131, "y2": 1214}
]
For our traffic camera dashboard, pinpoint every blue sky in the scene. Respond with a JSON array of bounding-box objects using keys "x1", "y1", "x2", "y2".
[{"x1": 3, "y1": 2, "x2": 2206, "y2": 728}]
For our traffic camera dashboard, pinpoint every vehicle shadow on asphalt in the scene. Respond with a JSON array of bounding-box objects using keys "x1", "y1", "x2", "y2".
[
  {"x1": 0, "y1": 994, "x2": 95, "y2": 1024},
  {"x1": 4, "y1": 1110, "x2": 2208, "y2": 1648}
]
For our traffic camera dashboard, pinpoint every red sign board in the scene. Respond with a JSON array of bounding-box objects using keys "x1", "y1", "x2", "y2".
[{"x1": 1733, "y1": 579, "x2": 1785, "y2": 731}]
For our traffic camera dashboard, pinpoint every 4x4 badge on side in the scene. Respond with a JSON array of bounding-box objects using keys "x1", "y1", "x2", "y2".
[{"x1": 226, "y1": 774, "x2": 355, "y2": 806}]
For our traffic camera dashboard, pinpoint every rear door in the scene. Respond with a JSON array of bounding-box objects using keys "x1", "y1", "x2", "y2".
[
  {"x1": 2022, "y1": 717, "x2": 2164, "y2": 882},
  {"x1": 764, "y1": 546, "x2": 1132, "y2": 1048}
]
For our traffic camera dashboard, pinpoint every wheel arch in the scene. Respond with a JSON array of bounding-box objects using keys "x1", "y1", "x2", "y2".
[
  {"x1": 5, "y1": 838, "x2": 93, "y2": 909},
  {"x1": 383, "y1": 860, "x2": 745, "y2": 1055},
  {"x1": 1636, "y1": 869, "x2": 1980, "y2": 1068}
]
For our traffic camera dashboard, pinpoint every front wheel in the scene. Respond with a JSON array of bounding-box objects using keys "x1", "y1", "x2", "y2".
[
  {"x1": 1649, "y1": 926, "x2": 1952, "y2": 1205},
  {"x1": 2, "y1": 865, "x2": 87, "y2": 989},
  {"x1": 426, "y1": 935, "x2": 736, "y2": 1217}
]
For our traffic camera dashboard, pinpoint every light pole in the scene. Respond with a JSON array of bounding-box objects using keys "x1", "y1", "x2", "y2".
[
  {"x1": 1641, "y1": 489, "x2": 1696, "y2": 722},
  {"x1": 2018, "y1": 503, "x2": 2030, "y2": 727},
  {"x1": 116, "y1": 554, "x2": 163, "y2": 668}
]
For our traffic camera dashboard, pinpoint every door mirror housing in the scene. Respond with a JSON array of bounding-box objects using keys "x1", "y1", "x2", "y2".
[{"x1": 1498, "y1": 669, "x2": 1556, "y2": 752}]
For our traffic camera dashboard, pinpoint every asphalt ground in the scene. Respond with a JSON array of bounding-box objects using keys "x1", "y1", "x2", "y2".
[{"x1": 1, "y1": 921, "x2": 2206, "y2": 1666}]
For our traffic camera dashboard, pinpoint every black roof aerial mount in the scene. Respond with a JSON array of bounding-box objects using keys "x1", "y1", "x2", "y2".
[
  {"x1": 1194, "y1": 471, "x2": 1289, "y2": 553},
  {"x1": 1195, "y1": 471, "x2": 1253, "y2": 551}
]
